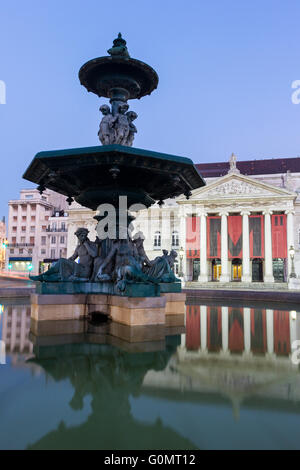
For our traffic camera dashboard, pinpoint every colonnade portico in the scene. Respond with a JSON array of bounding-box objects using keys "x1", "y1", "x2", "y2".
[
  {"x1": 176, "y1": 164, "x2": 297, "y2": 285},
  {"x1": 181, "y1": 206, "x2": 295, "y2": 284}
]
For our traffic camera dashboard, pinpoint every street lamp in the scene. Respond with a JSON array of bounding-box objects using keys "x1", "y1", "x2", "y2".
[
  {"x1": 289, "y1": 245, "x2": 296, "y2": 278},
  {"x1": 178, "y1": 246, "x2": 184, "y2": 278}
]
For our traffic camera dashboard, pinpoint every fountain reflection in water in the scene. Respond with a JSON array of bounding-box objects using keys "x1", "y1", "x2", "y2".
[{"x1": 0, "y1": 299, "x2": 300, "y2": 450}]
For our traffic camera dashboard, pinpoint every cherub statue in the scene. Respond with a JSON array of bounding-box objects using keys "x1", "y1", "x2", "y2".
[
  {"x1": 115, "y1": 103, "x2": 130, "y2": 145},
  {"x1": 126, "y1": 111, "x2": 138, "y2": 147},
  {"x1": 98, "y1": 104, "x2": 117, "y2": 145}
]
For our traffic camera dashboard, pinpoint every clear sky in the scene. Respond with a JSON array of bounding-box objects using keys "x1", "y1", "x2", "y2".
[{"x1": 0, "y1": 0, "x2": 300, "y2": 218}]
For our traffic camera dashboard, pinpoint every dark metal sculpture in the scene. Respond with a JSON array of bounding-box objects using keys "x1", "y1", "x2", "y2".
[
  {"x1": 30, "y1": 228, "x2": 98, "y2": 282},
  {"x1": 24, "y1": 34, "x2": 205, "y2": 295}
]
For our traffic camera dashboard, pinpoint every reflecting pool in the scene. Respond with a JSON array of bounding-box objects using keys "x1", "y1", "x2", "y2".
[{"x1": 0, "y1": 297, "x2": 300, "y2": 450}]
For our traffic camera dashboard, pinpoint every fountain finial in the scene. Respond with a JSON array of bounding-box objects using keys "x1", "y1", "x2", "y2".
[{"x1": 107, "y1": 33, "x2": 130, "y2": 57}]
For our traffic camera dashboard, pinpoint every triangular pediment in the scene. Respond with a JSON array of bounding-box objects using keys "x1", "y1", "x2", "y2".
[{"x1": 177, "y1": 172, "x2": 296, "y2": 203}]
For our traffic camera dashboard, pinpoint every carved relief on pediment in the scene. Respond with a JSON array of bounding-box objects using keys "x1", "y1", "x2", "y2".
[{"x1": 207, "y1": 180, "x2": 272, "y2": 197}]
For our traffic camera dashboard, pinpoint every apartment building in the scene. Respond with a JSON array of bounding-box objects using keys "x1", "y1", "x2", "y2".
[
  {"x1": 7, "y1": 189, "x2": 68, "y2": 274},
  {"x1": 0, "y1": 217, "x2": 6, "y2": 270}
]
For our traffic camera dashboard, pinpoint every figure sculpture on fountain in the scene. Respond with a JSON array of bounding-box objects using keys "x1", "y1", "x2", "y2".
[
  {"x1": 98, "y1": 103, "x2": 138, "y2": 147},
  {"x1": 29, "y1": 228, "x2": 98, "y2": 282}
]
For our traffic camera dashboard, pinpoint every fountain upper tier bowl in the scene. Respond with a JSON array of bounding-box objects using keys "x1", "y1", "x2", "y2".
[{"x1": 23, "y1": 144, "x2": 205, "y2": 210}]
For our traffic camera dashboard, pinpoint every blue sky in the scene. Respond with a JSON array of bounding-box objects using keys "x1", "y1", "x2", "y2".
[{"x1": 0, "y1": 0, "x2": 300, "y2": 217}]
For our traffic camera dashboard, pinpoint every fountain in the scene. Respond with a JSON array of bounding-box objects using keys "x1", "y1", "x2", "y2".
[{"x1": 23, "y1": 34, "x2": 205, "y2": 325}]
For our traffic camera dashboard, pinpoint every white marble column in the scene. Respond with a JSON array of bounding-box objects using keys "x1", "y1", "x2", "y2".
[
  {"x1": 241, "y1": 211, "x2": 251, "y2": 282},
  {"x1": 219, "y1": 211, "x2": 230, "y2": 282},
  {"x1": 221, "y1": 306, "x2": 229, "y2": 353},
  {"x1": 179, "y1": 206, "x2": 187, "y2": 280},
  {"x1": 263, "y1": 210, "x2": 274, "y2": 283},
  {"x1": 243, "y1": 308, "x2": 251, "y2": 355},
  {"x1": 266, "y1": 309, "x2": 274, "y2": 356},
  {"x1": 290, "y1": 310, "x2": 298, "y2": 356},
  {"x1": 198, "y1": 211, "x2": 208, "y2": 282},
  {"x1": 200, "y1": 305, "x2": 207, "y2": 352},
  {"x1": 286, "y1": 210, "x2": 295, "y2": 278}
]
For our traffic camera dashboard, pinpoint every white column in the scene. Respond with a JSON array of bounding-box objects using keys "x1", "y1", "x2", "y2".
[
  {"x1": 289, "y1": 310, "x2": 297, "y2": 356},
  {"x1": 286, "y1": 210, "x2": 295, "y2": 278},
  {"x1": 200, "y1": 305, "x2": 207, "y2": 352},
  {"x1": 179, "y1": 207, "x2": 187, "y2": 280},
  {"x1": 266, "y1": 309, "x2": 274, "y2": 356},
  {"x1": 243, "y1": 308, "x2": 251, "y2": 354},
  {"x1": 198, "y1": 211, "x2": 208, "y2": 282},
  {"x1": 241, "y1": 211, "x2": 251, "y2": 282},
  {"x1": 219, "y1": 211, "x2": 230, "y2": 282},
  {"x1": 221, "y1": 306, "x2": 229, "y2": 353},
  {"x1": 263, "y1": 210, "x2": 274, "y2": 283}
]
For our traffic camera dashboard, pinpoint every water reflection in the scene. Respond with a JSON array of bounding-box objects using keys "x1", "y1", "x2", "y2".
[
  {"x1": 0, "y1": 300, "x2": 299, "y2": 450},
  {"x1": 184, "y1": 304, "x2": 297, "y2": 357}
]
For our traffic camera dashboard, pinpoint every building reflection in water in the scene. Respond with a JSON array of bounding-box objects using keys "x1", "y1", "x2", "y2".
[
  {"x1": 184, "y1": 305, "x2": 296, "y2": 357},
  {"x1": 0, "y1": 300, "x2": 300, "y2": 449}
]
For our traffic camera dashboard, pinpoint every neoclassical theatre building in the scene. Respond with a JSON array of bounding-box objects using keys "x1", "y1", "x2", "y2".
[{"x1": 67, "y1": 155, "x2": 300, "y2": 287}]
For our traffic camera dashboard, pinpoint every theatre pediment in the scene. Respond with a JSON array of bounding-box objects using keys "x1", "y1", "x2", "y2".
[{"x1": 177, "y1": 173, "x2": 296, "y2": 202}]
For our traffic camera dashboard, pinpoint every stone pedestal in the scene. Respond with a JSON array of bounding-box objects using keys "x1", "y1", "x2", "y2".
[
  {"x1": 31, "y1": 294, "x2": 89, "y2": 322},
  {"x1": 109, "y1": 296, "x2": 166, "y2": 326},
  {"x1": 31, "y1": 288, "x2": 186, "y2": 327},
  {"x1": 161, "y1": 292, "x2": 186, "y2": 315}
]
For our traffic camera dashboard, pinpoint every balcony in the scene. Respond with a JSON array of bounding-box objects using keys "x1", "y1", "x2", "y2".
[
  {"x1": 8, "y1": 243, "x2": 34, "y2": 248},
  {"x1": 46, "y1": 227, "x2": 67, "y2": 232}
]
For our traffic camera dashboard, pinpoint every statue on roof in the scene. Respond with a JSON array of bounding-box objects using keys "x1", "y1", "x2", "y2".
[{"x1": 228, "y1": 153, "x2": 240, "y2": 174}]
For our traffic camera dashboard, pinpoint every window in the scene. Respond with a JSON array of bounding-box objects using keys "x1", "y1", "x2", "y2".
[
  {"x1": 52, "y1": 222, "x2": 57, "y2": 230},
  {"x1": 12, "y1": 237, "x2": 16, "y2": 243},
  {"x1": 42, "y1": 225, "x2": 46, "y2": 231},
  {"x1": 21, "y1": 226, "x2": 26, "y2": 232},
  {"x1": 50, "y1": 249, "x2": 56, "y2": 259},
  {"x1": 51, "y1": 236, "x2": 56, "y2": 244},
  {"x1": 22, "y1": 216, "x2": 26, "y2": 221},
  {"x1": 25, "y1": 195, "x2": 33, "y2": 199},
  {"x1": 41, "y1": 249, "x2": 46, "y2": 255},
  {"x1": 28, "y1": 249, "x2": 32, "y2": 254},
  {"x1": 10, "y1": 249, "x2": 14, "y2": 254},
  {"x1": 60, "y1": 236, "x2": 65, "y2": 244},
  {"x1": 174, "y1": 261, "x2": 179, "y2": 275},
  {"x1": 41, "y1": 236, "x2": 46, "y2": 246},
  {"x1": 30, "y1": 226, "x2": 35, "y2": 232},
  {"x1": 30, "y1": 237, "x2": 35, "y2": 244},
  {"x1": 42, "y1": 196, "x2": 47, "y2": 200},
  {"x1": 172, "y1": 231, "x2": 179, "y2": 247},
  {"x1": 21, "y1": 237, "x2": 25, "y2": 243},
  {"x1": 12, "y1": 226, "x2": 17, "y2": 232},
  {"x1": 154, "y1": 231, "x2": 161, "y2": 248},
  {"x1": 19, "y1": 249, "x2": 23, "y2": 254},
  {"x1": 59, "y1": 249, "x2": 64, "y2": 258},
  {"x1": 13, "y1": 216, "x2": 17, "y2": 221},
  {"x1": 61, "y1": 222, "x2": 66, "y2": 230},
  {"x1": 45, "y1": 216, "x2": 49, "y2": 221},
  {"x1": 31, "y1": 216, "x2": 35, "y2": 221}
]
